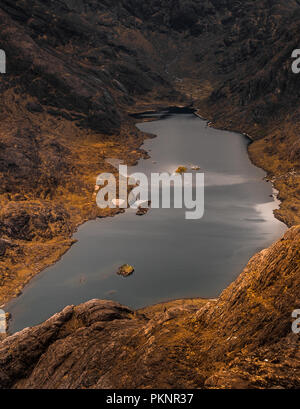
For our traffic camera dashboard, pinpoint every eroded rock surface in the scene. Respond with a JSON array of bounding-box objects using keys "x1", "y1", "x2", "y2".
[{"x1": 0, "y1": 227, "x2": 299, "y2": 389}]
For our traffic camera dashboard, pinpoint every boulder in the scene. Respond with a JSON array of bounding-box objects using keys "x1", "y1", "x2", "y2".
[{"x1": 117, "y1": 264, "x2": 135, "y2": 277}]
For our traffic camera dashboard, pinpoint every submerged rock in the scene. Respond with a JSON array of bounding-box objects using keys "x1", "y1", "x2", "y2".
[{"x1": 117, "y1": 264, "x2": 135, "y2": 277}]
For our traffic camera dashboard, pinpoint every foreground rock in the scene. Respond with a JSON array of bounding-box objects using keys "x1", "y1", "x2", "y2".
[{"x1": 0, "y1": 227, "x2": 299, "y2": 389}]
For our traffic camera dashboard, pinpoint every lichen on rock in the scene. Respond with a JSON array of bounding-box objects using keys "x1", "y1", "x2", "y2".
[{"x1": 117, "y1": 264, "x2": 135, "y2": 277}]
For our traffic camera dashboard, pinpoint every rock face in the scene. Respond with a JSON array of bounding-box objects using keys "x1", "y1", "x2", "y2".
[
  {"x1": 0, "y1": 300, "x2": 140, "y2": 389},
  {"x1": 0, "y1": 227, "x2": 299, "y2": 389}
]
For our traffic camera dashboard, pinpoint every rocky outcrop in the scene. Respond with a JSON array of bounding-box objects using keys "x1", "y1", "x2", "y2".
[
  {"x1": 117, "y1": 264, "x2": 135, "y2": 277},
  {"x1": 0, "y1": 300, "x2": 140, "y2": 389},
  {"x1": 0, "y1": 227, "x2": 299, "y2": 389},
  {"x1": 0, "y1": 202, "x2": 72, "y2": 241}
]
